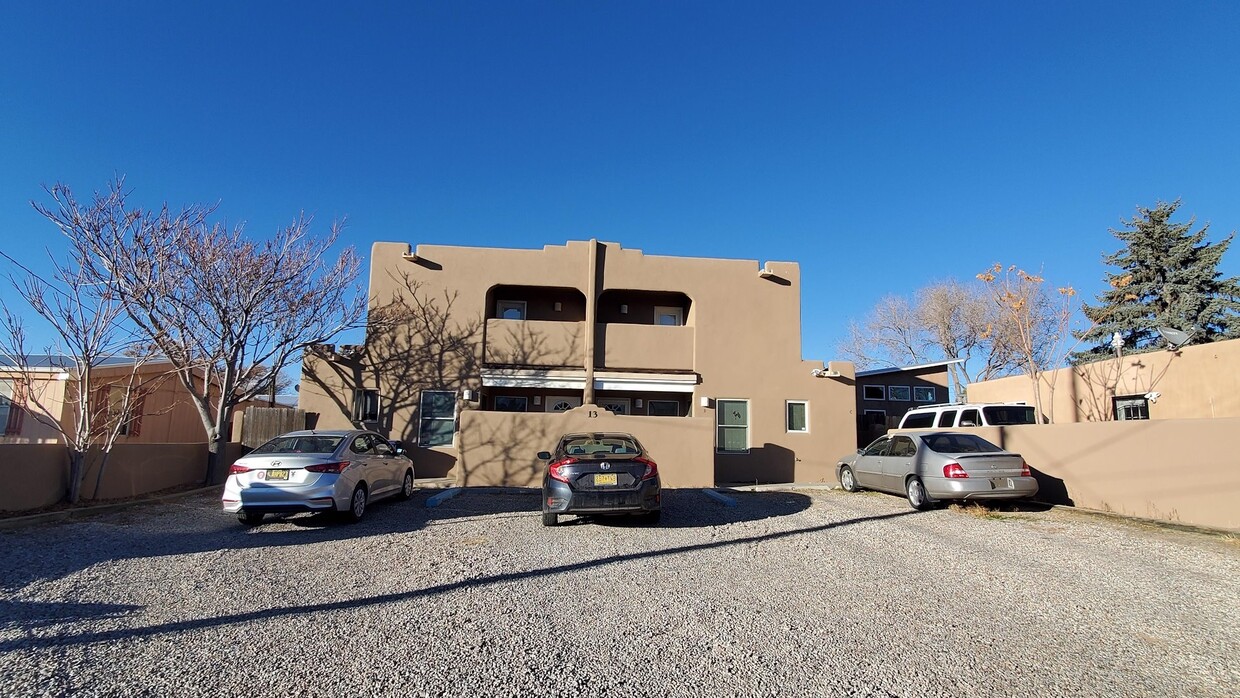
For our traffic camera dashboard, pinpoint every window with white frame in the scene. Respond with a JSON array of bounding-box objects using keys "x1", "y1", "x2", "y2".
[
  {"x1": 654, "y1": 306, "x2": 684, "y2": 326},
  {"x1": 786, "y1": 400, "x2": 808, "y2": 433},
  {"x1": 419, "y1": 390, "x2": 457, "y2": 447},
  {"x1": 716, "y1": 399, "x2": 749, "y2": 453},
  {"x1": 862, "y1": 385, "x2": 885, "y2": 401},
  {"x1": 913, "y1": 386, "x2": 935, "y2": 402},
  {"x1": 1113, "y1": 395, "x2": 1150, "y2": 421},
  {"x1": 496, "y1": 300, "x2": 526, "y2": 320},
  {"x1": 493, "y1": 396, "x2": 527, "y2": 412},
  {"x1": 353, "y1": 389, "x2": 380, "y2": 422},
  {"x1": 887, "y1": 386, "x2": 911, "y2": 401}
]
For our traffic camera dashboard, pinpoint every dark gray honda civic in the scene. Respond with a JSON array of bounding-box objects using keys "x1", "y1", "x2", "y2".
[{"x1": 537, "y1": 432, "x2": 662, "y2": 526}]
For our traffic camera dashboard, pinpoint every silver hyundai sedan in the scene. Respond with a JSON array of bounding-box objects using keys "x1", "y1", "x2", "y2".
[
  {"x1": 837, "y1": 431, "x2": 1038, "y2": 510},
  {"x1": 222, "y1": 430, "x2": 415, "y2": 525}
]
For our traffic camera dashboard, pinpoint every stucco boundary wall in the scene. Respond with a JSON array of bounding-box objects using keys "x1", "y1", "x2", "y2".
[
  {"x1": 963, "y1": 419, "x2": 1240, "y2": 531},
  {"x1": 457, "y1": 404, "x2": 715, "y2": 488},
  {"x1": 0, "y1": 443, "x2": 251, "y2": 513}
]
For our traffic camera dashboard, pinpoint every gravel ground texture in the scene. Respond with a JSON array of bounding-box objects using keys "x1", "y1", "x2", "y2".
[{"x1": 1, "y1": 487, "x2": 1237, "y2": 698}]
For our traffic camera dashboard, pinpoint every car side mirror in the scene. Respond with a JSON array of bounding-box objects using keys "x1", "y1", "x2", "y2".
[
  {"x1": 960, "y1": 421, "x2": 976, "y2": 427},
  {"x1": 537, "y1": 451, "x2": 552, "y2": 461},
  {"x1": 856, "y1": 448, "x2": 863, "y2": 454},
  {"x1": 393, "y1": 447, "x2": 406, "y2": 456}
]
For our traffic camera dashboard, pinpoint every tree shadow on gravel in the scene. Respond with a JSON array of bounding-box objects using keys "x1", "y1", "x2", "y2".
[{"x1": 0, "y1": 508, "x2": 921, "y2": 651}]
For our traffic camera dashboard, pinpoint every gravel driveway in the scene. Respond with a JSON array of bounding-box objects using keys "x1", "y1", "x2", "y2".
[{"x1": 1, "y1": 487, "x2": 1237, "y2": 697}]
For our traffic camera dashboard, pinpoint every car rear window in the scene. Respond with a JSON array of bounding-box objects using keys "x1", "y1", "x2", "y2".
[
  {"x1": 983, "y1": 406, "x2": 1037, "y2": 425},
  {"x1": 253, "y1": 436, "x2": 344, "y2": 454},
  {"x1": 561, "y1": 435, "x2": 641, "y2": 456},
  {"x1": 901, "y1": 412, "x2": 936, "y2": 428},
  {"x1": 921, "y1": 434, "x2": 1003, "y2": 454}
]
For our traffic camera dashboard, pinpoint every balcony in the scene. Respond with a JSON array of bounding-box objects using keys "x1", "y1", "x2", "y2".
[
  {"x1": 596, "y1": 324, "x2": 694, "y2": 372},
  {"x1": 484, "y1": 319, "x2": 584, "y2": 368}
]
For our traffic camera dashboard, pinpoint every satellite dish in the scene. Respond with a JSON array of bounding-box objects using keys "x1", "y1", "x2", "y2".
[{"x1": 1156, "y1": 326, "x2": 1194, "y2": 349}]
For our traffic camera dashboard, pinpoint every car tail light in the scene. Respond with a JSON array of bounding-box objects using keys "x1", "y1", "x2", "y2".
[
  {"x1": 1020, "y1": 459, "x2": 1031, "y2": 477},
  {"x1": 305, "y1": 461, "x2": 351, "y2": 474},
  {"x1": 943, "y1": 462, "x2": 969, "y2": 479},
  {"x1": 229, "y1": 463, "x2": 251, "y2": 474},
  {"x1": 548, "y1": 458, "x2": 577, "y2": 483},
  {"x1": 635, "y1": 456, "x2": 658, "y2": 480}
]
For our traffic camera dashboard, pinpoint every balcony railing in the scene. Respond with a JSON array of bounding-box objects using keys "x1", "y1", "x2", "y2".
[
  {"x1": 484, "y1": 319, "x2": 584, "y2": 368},
  {"x1": 596, "y1": 324, "x2": 694, "y2": 371}
]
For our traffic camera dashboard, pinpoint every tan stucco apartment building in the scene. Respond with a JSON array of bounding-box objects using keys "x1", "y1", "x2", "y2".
[{"x1": 300, "y1": 240, "x2": 857, "y2": 487}]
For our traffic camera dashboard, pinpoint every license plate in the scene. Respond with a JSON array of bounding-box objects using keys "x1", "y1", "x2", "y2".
[
  {"x1": 267, "y1": 469, "x2": 290, "y2": 481},
  {"x1": 990, "y1": 477, "x2": 1012, "y2": 490},
  {"x1": 594, "y1": 473, "x2": 618, "y2": 486}
]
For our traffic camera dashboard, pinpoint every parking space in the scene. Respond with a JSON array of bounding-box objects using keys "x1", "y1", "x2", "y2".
[{"x1": 1, "y1": 488, "x2": 1237, "y2": 697}]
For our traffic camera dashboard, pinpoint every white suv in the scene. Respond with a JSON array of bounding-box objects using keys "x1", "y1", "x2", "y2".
[{"x1": 897, "y1": 402, "x2": 1039, "y2": 429}]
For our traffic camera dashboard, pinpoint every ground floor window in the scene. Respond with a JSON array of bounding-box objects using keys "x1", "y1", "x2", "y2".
[
  {"x1": 648, "y1": 399, "x2": 680, "y2": 417},
  {"x1": 493, "y1": 396, "x2": 528, "y2": 412},
  {"x1": 716, "y1": 399, "x2": 749, "y2": 453},
  {"x1": 353, "y1": 389, "x2": 380, "y2": 423},
  {"x1": 419, "y1": 390, "x2": 456, "y2": 446},
  {"x1": 1113, "y1": 395, "x2": 1150, "y2": 421},
  {"x1": 863, "y1": 409, "x2": 886, "y2": 426},
  {"x1": 786, "y1": 400, "x2": 808, "y2": 433}
]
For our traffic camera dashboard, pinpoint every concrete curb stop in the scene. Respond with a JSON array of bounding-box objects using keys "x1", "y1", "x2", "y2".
[
  {"x1": 426, "y1": 488, "x2": 463, "y2": 508},
  {"x1": 701, "y1": 489, "x2": 737, "y2": 507}
]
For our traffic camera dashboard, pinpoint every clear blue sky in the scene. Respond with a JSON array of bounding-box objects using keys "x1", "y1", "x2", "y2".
[{"x1": 3, "y1": 1, "x2": 1239, "y2": 364}]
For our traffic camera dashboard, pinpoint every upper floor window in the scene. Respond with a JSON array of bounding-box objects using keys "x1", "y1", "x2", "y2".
[
  {"x1": 654, "y1": 306, "x2": 684, "y2": 326},
  {"x1": 913, "y1": 386, "x2": 935, "y2": 402},
  {"x1": 862, "y1": 385, "x2": 884, "y2": 401},
  {"x1": 887, "y1": 386, "x2": 911, "y2": 401},
  {"x1": 496, "y1": 300, "x2": 526, "y2": 320},
  {"x1": 353, "y1": 389, "x2": 380, "y2": 423}
]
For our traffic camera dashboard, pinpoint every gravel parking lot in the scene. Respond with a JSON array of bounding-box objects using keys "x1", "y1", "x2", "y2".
[{"x1": 1, "y1": 487, "x2": 1237, "y2": 697}]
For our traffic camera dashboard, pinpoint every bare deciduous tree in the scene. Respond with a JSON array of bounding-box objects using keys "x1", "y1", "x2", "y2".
[
  {"x1": 0, "y1": 251, "x2": 159, "y2": 503},
  {"x1": 839, "y1": 279, "x2": 1021, "y2": 399},
  {"x1": 32, "y1": 179, "x2": 366, "y2": 480}
]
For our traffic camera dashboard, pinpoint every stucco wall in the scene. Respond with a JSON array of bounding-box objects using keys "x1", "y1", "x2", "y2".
[
  {"x1": 959, "y1": 420, "x2": 1240, "y2": 531},
  {"x1": 0, "y1": 444, "x2": 70, "y2": 510},
  {"x1": 967, "y1": 338, "x2": 1240, "y2": 422},
  {"x1": 457, "y1": 403, "x2": 715, "y2": 487}
]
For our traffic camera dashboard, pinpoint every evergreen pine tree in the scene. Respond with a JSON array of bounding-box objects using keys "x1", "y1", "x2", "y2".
[{"x1": 1074, "y1": 200, "x2": 1240, "y2": 363}]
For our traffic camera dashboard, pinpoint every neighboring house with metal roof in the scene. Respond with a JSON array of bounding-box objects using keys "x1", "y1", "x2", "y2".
[{"x1": 853, "y1": 358, "x2": 962, "y2": 446}]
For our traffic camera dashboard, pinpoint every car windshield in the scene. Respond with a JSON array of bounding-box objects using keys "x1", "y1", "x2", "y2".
[
  {"x1": 252, "y1": 435, "x2": 344, "y2": 455},
  {"x1": 561, "y1": 435, "x2": 641, "y2": 457},
  {"x1": 922, "y1": 434, "x2": 1004, "y2": 454},
  {"x1": 982, "y1": 406, "x2": 1037, "y2": 425}
]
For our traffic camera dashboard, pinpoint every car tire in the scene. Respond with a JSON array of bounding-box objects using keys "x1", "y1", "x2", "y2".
[
  {"x1": 542, "y1": 512, "x2": 558, "y2": 527},
  {"x1": 397, "y1": 470, "x2": 415, "y2": 500},
  {"x1": 238, "y1": 511, "x2": 264, "y2": 526},
  {"x1": 839, "y1": 466, "x2": 860, "y2": 492},
  {"x1": 345, "y1": 484, "x2": 368, "y2": 522},
  {"x1": 906, "y1": 477, "x2": 937, "y2": 511}
]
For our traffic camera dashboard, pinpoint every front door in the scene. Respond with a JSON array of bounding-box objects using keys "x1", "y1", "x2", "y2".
[
  {"x1": 545, "y1": 396, "x2": 583, "y2": 413},
  {"x1": 598, "y1": 398, "x2": 630, "y2": 415}
]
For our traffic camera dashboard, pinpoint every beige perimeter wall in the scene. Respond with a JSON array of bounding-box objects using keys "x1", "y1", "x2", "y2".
[
  {"x1": 0, "y1": 442, "x2": 251, "y2": 513},
  {"x1": 963, "y1": 420, "x2": 1240, "y2": 531},
  {"x1": 457, "y1": 403, "x2": 715, "y2": 488}
]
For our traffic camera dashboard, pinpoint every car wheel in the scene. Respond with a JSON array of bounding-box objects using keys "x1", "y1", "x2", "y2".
[
  {"x1": 906, "y1": 477, "x2": 936, "y2": 511},
  {"x1": 238, "y1": 511, "x2": 264, "y2": 526},
  {"x1": 397, "y1": 470, "x2": 415, "y2": 500},
  {"x1": 345, "y1": 485, "x2": 368, "y2": 522},
  {"x1": 542, "y1": 512, "x2": 558, "y2": 527},
  {"x1": 839, "y1": 466, "x2": 859, "y2": 492}
]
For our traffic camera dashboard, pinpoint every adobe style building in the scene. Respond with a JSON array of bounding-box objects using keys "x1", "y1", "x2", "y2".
[
  {"x1": 299, "y1": 240, "x2": 857, "y2": 487},
  {"x1": 967, "y1": 337, "x2": 1240, "y2": 423}
]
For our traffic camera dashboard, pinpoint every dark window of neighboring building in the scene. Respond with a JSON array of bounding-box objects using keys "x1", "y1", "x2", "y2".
[
  {"x1": 353, "y1": 389, "x2": 380, "y2": 422},
  {"x1": 419, "y1": 390, "x2": 456, "y2": 447},
  {"x1": 1114, "y1": 395, "x2": 1150, "y2": 421},
  {"x1": 493, "y1": 396, "x2": 527, "y2": 412},
  {"x1": 863, "y1": 409, "x2": 886, "y2": 425},
  {"x1": 913, "y1": 386, "x2": 935, "y2": 402},
  {"x1": 937, "y1": 410, "x2": 957, "y2": 428},
  {"x1": 888, "y1": 386, "x2": 911, "y2": 401},
  {"x1": 862, "y1": 385, "x2": 885, "y2": 401},
  {"x1": 648, "y1": 400, "x2": 680, "y2": 416}
]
